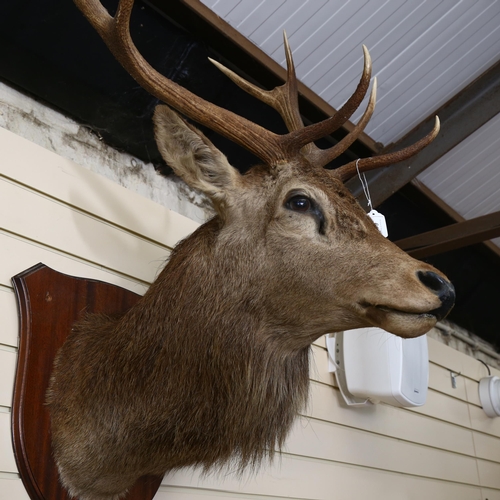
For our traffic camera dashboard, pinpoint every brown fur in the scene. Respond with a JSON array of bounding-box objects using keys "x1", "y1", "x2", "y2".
[{"x1": 47, "y1": 106, "x2": 453, "y2": 500}]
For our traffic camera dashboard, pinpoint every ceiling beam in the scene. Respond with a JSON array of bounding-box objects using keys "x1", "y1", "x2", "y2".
[
  {"x1": 346, "y1": 59, "x2": 500, "y2": 210},
  {"x1": 411, "y1": 179, "x2": 500, "y2": 258},
  {"x1": 395, "y1": 211, "x2": 500, "y2": 259}
]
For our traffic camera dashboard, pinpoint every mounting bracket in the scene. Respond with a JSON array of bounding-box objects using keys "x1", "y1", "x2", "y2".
[{"x1": 11, "y1": 263, "x2": 162, "y2": 500}]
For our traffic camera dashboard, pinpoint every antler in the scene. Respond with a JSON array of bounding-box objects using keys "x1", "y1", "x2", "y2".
[
  {"x1": 73, "y1": 0, "x2": 375, "y2": 166},
  {"x1": 209, "y1": 34, "x2": 373, "y2": 160},
  {"x1": 74, "y1": 0, "x2": 438, "y2": 177},
  {"x1": 333, "y1": 116, "x2": 440, "y2": 182},
  {"x1": 74, "y1": 0, "x2": 289, "y2": 165}
]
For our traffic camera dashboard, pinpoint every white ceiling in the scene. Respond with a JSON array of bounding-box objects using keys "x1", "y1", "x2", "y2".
[
  {"x1": 201, "y1": 0, "x2": 500, "y2": 145},
  {"x1": 419, "y1": 112, "x2": 500, "y2": 247},
  {"x1": 201, "y1": 0, "x2": 500, "y2": 249}
]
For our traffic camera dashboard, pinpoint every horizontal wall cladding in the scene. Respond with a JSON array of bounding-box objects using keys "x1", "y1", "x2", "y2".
[
  {"x1": 202, "y1": 0, "x2": 500, "y2": 145},
  {"x1": 1, "y1": 126, "x2": 499, "y2": 498},
  {"x1": 0, "y1": 127, "x2": 199, "y2": 252}
]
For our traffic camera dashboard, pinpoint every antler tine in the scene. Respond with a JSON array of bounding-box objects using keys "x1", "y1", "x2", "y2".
[
  {"x1": 211, "y1": 36, "x2": 373, "y2": 157},
  {"x1": 208, "y1": 31, "x2": 304, "y2": 135},
  {"x1": 73, "y1": 0, "x2": 288, "y2": 165},
  {"x1": 333, "y1": 116, "x2": 441, "y2": 182},
  {"x1": 285, "y1": 45, "x2": 372, "y2": 154},
  {"x1": 300, "y1": 78, "x2": 377, "y2": 168},
  {"x1": 281, "y1": 31, "x2": 305, "y2": 133}
]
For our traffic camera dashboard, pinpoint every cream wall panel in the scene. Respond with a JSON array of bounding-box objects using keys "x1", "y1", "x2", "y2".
[
  {"x1": 482, "y1": 488, "x2": 500, "y2": 500},
  {"x1": 309, "y1": 344, "x2": 331, "y2": 385},
  {"x1": 0, "y1": 232, "x2": 147, "y2": 295},
  {"x1": 408, "y1": 386, "x2": 471, "y2": 428},
  {"x1": 428, "y1": 337, "x2": 500, "y2": 380},
  {"x1": 477, "y1": 459, "x2": 500, "y2": 490},
  {"x1": 156, "y1": 486, "x2": 293, "y2": 500},
  {"x1": 313, "y1": 334, "x2": 326, "y2": 349},
  {"x1": 308, "y1": 382, "x2": 476, "y2": 457},
  {"x1": 309, "y1": 367, "x2": 472, "y2": 431},
  {"x1": 0, "y1": 406, "x2": 484, "y2": 498},
  {"x1": 0, "y1": 477, "x2": 31, "y2": 500},
  {"x1": 0, "y1": 289, "x2": 17, "y2": 348},
  {"x1": 428, "y1": 361, "x2": 467, "y2": 402},
  {"x1": 469, "y1": 404, "x2": 500, "y2": 439},
  {"x1": 465, "y1": 377, "x2": 482, "y2": 408},
  {"x1": 0, "y1": 178, "x2": 169, "y2": 284},
  {"x1": 318, "y1": 358, "x2": 481, "y2": 429},
  {"x1": 163, "y1": 453, "x2": 481, "y2": 500},
  {"x1": 158, "y1": 482, "x2": 497, "y2": 500},
  {"x1": 0, "y1": 413, "x2": 16, "y2": 473},
  {"x1": 0, "y1": 127, "x2": 199, "y2": 249},
  {"x1": 0, "y1": 350, "x2": 16, "y2": 408},
  {"x1": 473, "y1": 431, "x2": 500, "y2": 463},
  {"x1": 285, "y1": 417, "x2": 479, "y2": 485}
]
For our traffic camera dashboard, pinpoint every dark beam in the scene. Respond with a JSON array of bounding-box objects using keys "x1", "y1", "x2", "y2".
[
  {"x1": 410, "y1": 179, "x2": 500, "y2": 258},
  {"x1": 346, "y1": 59, "x2": 500, "y2": 210},
  {"x1": 395, "y1": 211, "x2": 500, "y2": 259}
]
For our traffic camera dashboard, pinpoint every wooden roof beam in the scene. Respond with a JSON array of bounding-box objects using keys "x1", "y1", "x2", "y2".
[
  {"x1": 395, "y1": 210, "x2": 500, "y2": 259},
  {"x1": 346, "y1": 59, "x2": 500, "y2": 209}
]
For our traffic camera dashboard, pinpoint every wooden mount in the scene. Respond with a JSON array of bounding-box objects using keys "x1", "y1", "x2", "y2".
[{"x1": 11, "y1": 263, "x2": 163, "y2": 500}]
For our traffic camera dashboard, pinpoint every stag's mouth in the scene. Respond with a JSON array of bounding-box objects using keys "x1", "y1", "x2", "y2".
[
  {"x1": 375, "y1": 305, "x2": 434, "y2": 318},
  {"x1": 359, "y1": 302, "x2": 440, "y2": 338},
  {"x1": 374, "y1": 298, "x2": 453, "y2": 322},
  {"x1": 376, "y1": 304, "x2": 432, "y2": 316},
  {"x1": 360, "y1": 301, "x2": 437, "y2": 317}
]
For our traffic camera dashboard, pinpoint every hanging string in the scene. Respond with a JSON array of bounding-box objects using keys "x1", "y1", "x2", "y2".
[{"x1": 356, "y1": 159, "x2": 373, "y2": 211}]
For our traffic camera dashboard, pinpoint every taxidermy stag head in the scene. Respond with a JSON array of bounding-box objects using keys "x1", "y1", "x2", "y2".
[{"x1": 47, "y1": 1, "x2": 455, "y2": 499}]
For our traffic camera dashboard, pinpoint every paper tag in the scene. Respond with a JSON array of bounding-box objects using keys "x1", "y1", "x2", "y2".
[{"x1": 368, "y1": 209, "x2": 388, "y2": 237}]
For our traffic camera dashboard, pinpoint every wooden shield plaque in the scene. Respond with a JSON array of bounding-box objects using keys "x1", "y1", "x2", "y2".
[{"x1": 12, "y1": 263, "x2": 163, "y2": 500}]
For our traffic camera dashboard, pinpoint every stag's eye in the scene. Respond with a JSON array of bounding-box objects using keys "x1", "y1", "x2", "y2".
[
  {"x1": 286, "y1": 195, "x2": 312, "y2": 212},
  {"x1": 285, "y1": 194, "x2": 326, "y2": 235}
]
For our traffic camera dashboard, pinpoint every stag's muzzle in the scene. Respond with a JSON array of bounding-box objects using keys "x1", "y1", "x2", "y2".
[{"x1": 417, "y1": 271, "x2": 455, "y2": 320}]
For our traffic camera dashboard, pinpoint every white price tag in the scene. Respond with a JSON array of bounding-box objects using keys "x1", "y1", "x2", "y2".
[{"x1": 368, "y1": 209, "x2": 388, "y2": 237}]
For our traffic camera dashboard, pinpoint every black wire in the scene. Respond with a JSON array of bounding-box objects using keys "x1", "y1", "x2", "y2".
[{"x1": 478, "y1": 358, "x2": 491, "y2": 376}]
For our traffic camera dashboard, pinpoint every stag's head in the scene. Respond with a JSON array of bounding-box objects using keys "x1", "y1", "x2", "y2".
[{"x1": 75, "y1": 0, "x2": 455, "y2": 342}]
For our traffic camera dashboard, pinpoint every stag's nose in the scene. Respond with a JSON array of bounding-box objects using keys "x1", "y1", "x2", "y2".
[{"x1": 417, "y1": 271, "x2": 455, "y2": 321}]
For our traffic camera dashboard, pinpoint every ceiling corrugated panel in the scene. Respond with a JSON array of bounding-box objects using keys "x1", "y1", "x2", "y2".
[
  {"x1": 201, "y1": 0, "x2": 500, "y2": 147},
  {"x1": 418, "y1": 113, "x2": 500, "y2": 248}
]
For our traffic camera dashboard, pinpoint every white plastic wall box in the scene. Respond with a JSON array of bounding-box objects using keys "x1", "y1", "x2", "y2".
[{"x1": 327, "y1": 327, "x2": 429, "y2": 408}]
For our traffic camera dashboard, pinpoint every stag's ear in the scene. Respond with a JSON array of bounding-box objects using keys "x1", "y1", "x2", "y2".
[{"x1": 153, "y1": 105, "x2": 241, "y2": 204}]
